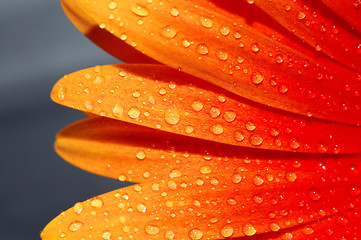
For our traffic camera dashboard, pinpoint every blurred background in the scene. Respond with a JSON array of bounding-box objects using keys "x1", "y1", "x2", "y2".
[{"x1": 0, "y1": 1, "x2": 129, "y2": 239}]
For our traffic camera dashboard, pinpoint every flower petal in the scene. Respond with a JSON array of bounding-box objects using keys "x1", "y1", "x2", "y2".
[
  {"x1": 64, "y1": 0, "x2": 361, "y2": 124},
  {"x1": 55, "y1": 116, "x2": 361, "y2": 183},
  {"x1": 252, "y1": 0, "x2": 361, "y2": 71},
  {"x1": 41, "y1": 163, "x2": 361, "y2": 239},
  {"x1": 61, "y1": 0, "x2": 156, "y2": 63},
  {"x1": 52, "y1": 64, "x2": 361, "y2": 153},
  {"x1": 321, "y1": 0, "x2": 361, "y2": 33}
]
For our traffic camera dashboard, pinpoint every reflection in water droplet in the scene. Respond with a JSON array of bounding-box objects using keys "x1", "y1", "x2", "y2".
[
  {"x1": 220, "y1": 225, "x2": 234, "y2": 237},
  {"x1": 160, "y1": 25, "x2": 178, "y2": 38},
  {"x1": 136, "y1": 150, "x2": 146, "y2": 160},
  {"x1": 73, "y1": 202, "x2": 83, "y2": 214},
  {"x1": 192, "y1": 100, "x2": 204, "y2": 111},
  {"x1": 242, "y1": 223, "x2": 257, "y2": 236},
  {"x1": 219, "y1": 25, "x2": 230, "y2": 36},
  {"x1": 108, "y1": 1, "x2": 117, "y2": 10},
  {"x1": 251, "y1": 43, "x2": 260, "y2": 53},
  {"x1": 145, "y1": 225, "x2": 160, "y2": 235},
  {"x1": 289, "y1": 138, "x2": 300, "y2": 150},
  {"x1": 216, "y1": 50, "x2": 228, "y2": 60},
  {"x1": 130, "y1": 3, "x2": 150, "y2": 17},
  {"x1": 128, "y1": 107, "x2": 141, "y2": 118},
  {"x1": 196, "y1": 44, "x2": 209, "y2": 55},
  {"x1": 250, "y1": 134, "x2": 263, "y2": 146},
  {"x1": 68, "y1": 221, "x2": 83, "y2": 232},
  {"x1": 189, "y1": 229, "x2": 203, "y2": 240},
  {"x1": 91, "y1": 198, "x2": 103, "y2": 208},
  {"x1": 253, "y1": 175, "x2": 264, "y2": 186},
  {"x1": 165, "y1": 230, "x2": 175, "y2": 239},
  {"x1": 285, "y1": 171, "x2": 297, "y2": 182},
  {"x1": 165, "y1": 109, "x2": 180, "y2": 125},
  {"x1": 308, "y1": 188, "x2": 321, "y2": 201},
  {"x1": 102, "y1": 231, "x2": 111, "y2": 240},
  {"x1": 251, "y1": 72, "x2": 264, "y2": 85},
  {"x1": 234, "y1": 130, "x2": 245, "y2": 142},
  {"x1": 170, "y1": 7, "x2": 179, "y2": 17},
  {"x1": 210, "y1": 124, "x2": 224, "y2": 135},
  {"x1": 113, "y1": 104, "x2": 124, "y2": 118},
  {"x1": 199, "y1": 16, "x2": 213, "y2": 28}
]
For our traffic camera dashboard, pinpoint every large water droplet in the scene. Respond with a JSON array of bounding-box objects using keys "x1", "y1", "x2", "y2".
[
  {"x1": 199, "y1": 16, "x2": 213, "y2": 28},
  {"x1": 128, "y1": 107, "x2": 141, "y2": 118},
  {"x1": 242, "y1": 223, "x2": 257, "y2": 236},
  {"x1": 210, "y1": 124, "x2": 224, "y2": 135},
  {"x1": 165, "y1": 109, "x2": 180, "y2": 125},
  {"x1": 90, "y1": 198, "x2": 103, "y2": 208},
  {"x1": 189, "y1": 229, "x2": 203, "y2": 240},
  {"x1": 251, "y1": 72, "x2": 264, "y2": 85},
  {"x1": 250, "y1": 134, "x2": 263, "y2": 146},
  {"x1": 145, "y1": 225, "x2": 160, "y2": 235},
  {"x1": 220, "y1": 225, "x2": 234, "y2": 237},
  {"x1": 130, "y1": 3, "x2": 150, "y2": 17},
  {"x1": 160, "y1": 25, "x2": 178, "y2": 38},
  {"x1": 196, "y1": 44, "x2": 209, "y2": 55}
]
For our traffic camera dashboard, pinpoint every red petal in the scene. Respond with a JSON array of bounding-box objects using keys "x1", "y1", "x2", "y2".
[
  {"x1": 253, "y1": 0, "x2": 361, "y2": 71},
  {"x1": 321, "y1": 0, "x2": 361, "y2": 33},
  {"x1": 52, "y1": 64, "x2": 361, "y2": 153},
  {"x1": 41, "y1": 162, "x2": 361, "y2": 239}
]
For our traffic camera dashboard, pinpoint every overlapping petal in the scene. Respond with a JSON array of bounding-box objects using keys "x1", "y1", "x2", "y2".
[{"x1": 61, "y1": 0, "x2": 361, "y2": 125}]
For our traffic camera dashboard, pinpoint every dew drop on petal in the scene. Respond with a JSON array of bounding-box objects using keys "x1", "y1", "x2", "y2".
[
  {"x1": 308, "y1": 188, "x2": 321, "y2": 201},
  {"x1": 192, "y1": 100, "x2": 204, "y2": 111},
  {"x1": 101, "y1": 231, "x2": 111, "y2": 240},
  {"x1": 90, "y1": 198, "x2": 103, "y2": 208},
  {"x1": 224, "y1": 111, "x2": 236, "y2": 122},
  {"x1": 128, "y1": 107, "x2": 141, "y2": 118},
  {"x1": 250, "y1": 134, "x2": 263, "y2": 146},
  {"x1": 234, "y1": 130, "x2": 245, "y2": 142},
  {"x1": 196, "y1": 44, "x2": 209, "y2": 55},
  {"x1": 165, "y1": 230, "x2": 175, "y2": 239},
  {"x1": 269, "y1": 222, "x2": 280, "y2": 232},
  {"x1": 73, "y1": 202, "x2": 83, "y2": 214},
  {"x1": 210, "y1": 124, "x2": 224, "y2": 135},
  {"x1": 57, "y1": 87, "x2": 66, "y2": 101},
  {"x1": 251, "y1": 72, "x2": 264, "y2": 85},
  {"x1": 189, "y1": 229, "x2": 203, "y2": 240},
  {"x1": 108, "y1": 1, "x2": 117, "y2": 10},
  {"x1": 68, "y1": 221, "x2": 83, "y2": 232},
  {"x1": 251, "y1": 43, "x2": 260, "y2": 53},
  {"x1": 130, "y1": 3, "x2": 150, "y2": 17},
  {"x1": 170, "y1": 7, "x2": 179, "y2": 17},
  {"x1": 220, "y1": 225, "x2": 234, "y2": 238},
  {"x1": 289, "y1": 138, "x2": 300, "y2": 150},
  {"x1": 285, "y1": 172, "x2": 297, "y2": 182},
  {"x1": 232, "y1": 173, "x2": 242, "y2": 183},
  {"x1": 242, "y1": 223, "x2": 257, "y2": 236},
  {"x1": 136, "y1": 150, "x2": 146, "y2": 160},
  {"x1": 219, "y1": 25, "x2": 230, "y2": 36},
  {"x1": 160, "y1": 25, "x2": 178, "y2": 38},
  {"x1": 253, "y1": 175, "x2": 264, "y2": 186},
  {"x1": 112, "y1": 104, "x2": 124, "y2": 118},
  {"x1": 165, "y1": 109, "x2": 180, "y2": 125},
  {"x1": 199, "y1": 16, "x2": 213, "y2": 28},
  {"x1": 145, "y1": 225, "x2": 160, "y2": 235},
  {"x1": 137, "y1": 203, "x2": 147, "y2": 213},
  {"x1": 216, "y1": 50, "x2": 228, "y2": 60},
  {"x1": 209, "y1": 107, "x2": 221, "y2": 118}
]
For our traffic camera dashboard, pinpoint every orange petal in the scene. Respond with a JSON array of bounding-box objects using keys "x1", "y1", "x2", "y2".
[
  {"x1": 51, "y1": 64, "x2": 361, "y2": 153},
  {"x1": 253, "y1": 0, "x2": 361, "y2": 71},
  {"x1": 41, "y1": 163, "x2": 361, "y2": 239},
  {"x1": 55, "y1": 116, "x2": 361, "y2": 182},
  {"x1": 61, "y1": 0, "x2": 156, "y2": 63},
  {"x1": 321, "y1": 0, "x2": 361, "y2": 34},
  {"x1": 64, "y1": 0, "x2": 361, "y2": 124}
]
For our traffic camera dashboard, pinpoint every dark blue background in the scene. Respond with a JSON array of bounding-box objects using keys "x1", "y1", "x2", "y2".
[{"x1": 0, "y1": 1, "x2": 130, "y2": 239}]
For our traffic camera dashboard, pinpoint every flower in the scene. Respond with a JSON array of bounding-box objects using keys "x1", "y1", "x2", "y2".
[{"x1": 42, "y1": 0, "x2": 361, "y2": 239}]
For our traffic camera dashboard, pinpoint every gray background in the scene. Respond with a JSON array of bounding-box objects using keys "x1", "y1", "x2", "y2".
[{"x1": 1, "y1": 1, "x2": 129, "y2": 239}]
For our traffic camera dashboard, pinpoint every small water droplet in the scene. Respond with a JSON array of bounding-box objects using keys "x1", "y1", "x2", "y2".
[
  {"x1": 296, "y1": 11, "x2": 306, "y2": 20},
  {"x1": 216, "y1": 50, "x2": 228, "y2": 60},
  {"x1": 242, "y1": 223, "x2": 257, "y2": 236},
  {"x1": 160, "y1": 25, "x2": 178, "y2": 38},
  {"x1": 128, "y1": 107, "x2": 141, "y2": 118},
  {"x1": 170, "y1": 7, "x2": 179, "y2": 17},
  {"x1": 246, "y1": 121, "x2": 256, "y2": 131},
  {"x1": 251, "y1": 72, "x2": 264, "y2": 85},
  {"x1": 196, "y1": 44, "x2": 209, "y2": 55},
  {"x1": 108, "y1": 1, "x2": 117, "y2": 10},
  {"x1": 68, "y1": 221, "x2": 83, "y2": 232},
  {"x1": 192, "y1": 100, "x2": 204, "y2": 111},
  {"x1": 234, "y1": 130, "x2": 245, "y2": 142},
  {"x1": 250, "y1": 134, "x2": 263, "y2": 146},
  {"x1": 199, "y1": 16, "x2": 213, "y2": 28},
  {"x1": 278, "y1": 84, "x2": 288, "y2": 93},
  {"x1": 251, "y1": 43, "x2": 260, "y2": 53},
  {"x1": 145, "y1": 225, "x2": 160, "y2": 235},
  {"x1": 308, "y1": 188, "x2": 321, "y2": 201},
  {"x1": 73, "y1": 202, "x2": 83, "y2": 214},
  {"x1": 137, "y1": 203, "x2": 147, "y2": 213},
  {"x1": 349, "y1": 185, "x2": 360, "y2": 197},
  {"x1": 189, "y1": 229, "x2": 203, "y2": 240},
  {"x1": 219, "y1": 25, "x2": 230, "y2": 36},
  {"x1": 269, "y1": 222, "x2": 280, "y2": 232},
  {"x1": 165, "y1": 109, "x2": 180, "y2": 125},
  {"x1": 275, "y1": 54, "x2": 284, "y2": 64},
  {"x1": 169, "y1": 169, "x2": 182, "y2": 178},
  {"x1": 130, "y1": 3, "x2": 150, "y2": 17},
  {"x1": 220, "y1": 225, "x2": 234, "y2": 237},
  {"x1": 209, "y1": 107, "x2": 221, "y2": 118},
  {"x1": 165, "y1": 230, "x2": 175, "y2": 239},
  {"x1": 57, "y1": 87, "x2": 66, "y2": 101},
  {"x1": 285, "y1": 172, "x2": 297, "y2": 182},
  {"x1": 91, "y1": 198, "x2": 103, "y2": 208},
  {"x1": 253, "y1": 175, "x2": 264, "y2": 186},
  {"x1": 112, "y1": 104, "x2": 124, "y2": 118},
  {"x1": 182, "y1": 39, "x2": 191, "y2": 47},
  {"x1": 136, "y1": 150, "x2": 146, "y2": 160},
  {"x1": 210, "y1": 124, "x2": 224, "y2": 135},
  {"x1": 200, "y1": 166, "x2": 212, "y2": 174},
  {"x1": 289, "y1": 138, "x2": 300, "y2": 150}
]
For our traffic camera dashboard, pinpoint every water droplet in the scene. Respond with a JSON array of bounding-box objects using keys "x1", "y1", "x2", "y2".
[
  {"x1": 118, "y1": 174, "x2": 127, "y2": 181},
  {"x1": 200, "y1": 166, "x2": 212, "y2": 174},
  {"x1": 285, "y1": 172, "x2": 297, "y2": 182},
  {"x1": 242, "y1": 223, "x2": 257, "y2": 236},
  {"x1": 151, "y1": 183, "x2": 160, "y2": 191},
  {"x1": 356, "y1": 43, "x2": 361, "y2": 55},
  {"x1": 278, "y1": 84, "x2": 288, "y2": 94},
  {"x1": 250, "y1": 134, "x2": 263, "y2": 146},
  {"x1": 130, "y1": 3, "x2": 150, "y2": 17},
  {"x1": 136, "y1": 150, "x2": 146, "y2": 160},
  {"x1": 185, "y1": 126, "x2": 194, "y2": 134},
  {"x1": 192, "y1": 100, "x2": 204, "y2": 111},
  {"x1": 349, "y1": 185, "x2": 360, "y2": 197},
  {"x1": 99, "y1": 23, "x2": 106, "y2": 29},
  {"x1": 232, "y1": 173, "x2": 242, "y2": 183},
  {"x1": 161, "y1": 25, "x2": 178, "y2": 38},
  {"x1": 219, "y1": 25, "x2": 230, "y2": 36},
  {"x1": 316, "y1": 143, "x2": 328, "y2": 153},
  {"x1": 269, "y1": 222, "x2": 280, "y2": 232},
  {"x1": 84, "y1": 100, "x2": 93, "y2": 111},
  {"x1": 182, "y1": 39, "x2": 191, "y2": 47},
  {"x1": 189, "y1": 229, "x2": 203, "y2": 240},
  {"x1": 284, "y1": 4, "x2": 291, "y2": 11},
  {"x1": 112, "y1": 104, "x2": 124, "y2": 118},
  {"x1": 246, "y1": 121, "x2": 256, "y2": 131},
  {"x1": 128, "y1": 107, "x2": 141, "y2": 118},
  {"x1": 220, "y1": 225, "x2": 234, "y2": 237},
  {"x1": 234, "y1": 130, "x2": 245, "y2": 142},
  {"x1": 224, "y1": 111, "x2": 236, "y2": 122},
  {"x1": 199, "y1": 16, "x2": 213, "y2": 28},
  {"x1": 308, "y1": 188, "x2": 321, "y2": 201},
  {"x1": 252, "y1": 195, "x2": 263, "y2": 204},
  {"x1": 209, "y1": 107, "x2": 221, "y2": 118},
  {"x1": 168, "y1": 180, "x2": 177, "y2": 189},
  {"x1": 137, "y1": 203, "x2": 147, "y2": 212},
  {"x1": 251, "y1": 43, "x2": 260, "y2": 53},
  {"x1": 269, "y1": 128, "x2": 279, "y2": 137},
  {"x1": 196, "y1": 44, "x2": 209, "y2": 55},
  {"x1": 253, "y1": 175, "x2": 264, "y2": 186},
  {"x1": 73, "y1": 202, "x2": 83, "y2": 214},
  {"x1": 90, "y1": 198, "x2": 103, "y2": 208},
  {"x1": 102, "y1": 231, "x2": 111, "y2": 240},
  {"x1": 289, "y1": 138, "x2": 300, "y2": 150},
  {"x1": 296, "y1": 11, "x2": 306, "y2": 20},
  {"x1": 336, "y1": 216, "x2": 349, "y2": 226},
  {"x1": 165, "y1": 109, "x2": 180, "y2": 125},
  {"x1": 169, "y1": 169, "x2": 182, "y2": 178},
  {"x1": 57, "y1": 87, "x2": 66, "y2": 101},
  {"x1": 210, "y1": 124, "x2": 224, "y2": 135},
  {"x1": 216, "y1": 50, "x2": 228, "y2": 60},
  {"x1": 108, "y1": 1, "x2": 117, "y2": 10},
  {"x1": 302, "y1": 227, "x2": 314, "y2": 235},
  {"x1": 170, "y1": 7, "x2": 179, "y2": 17},
  {"x1": 275, "y1": 54, "x2": 284, "y2": 64},
  {"x1": 68, "y1": 221, "x2": 83, "y2": 232},
  {"x1": 251, "y1": 72, "x2": 264, "y2": 85},
  {"x1": 145, "y1": 225, "x2": 160, "y2": 235},
  {"x1": 165, "y1": 230, "x2": 175, "y2": 239}
]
